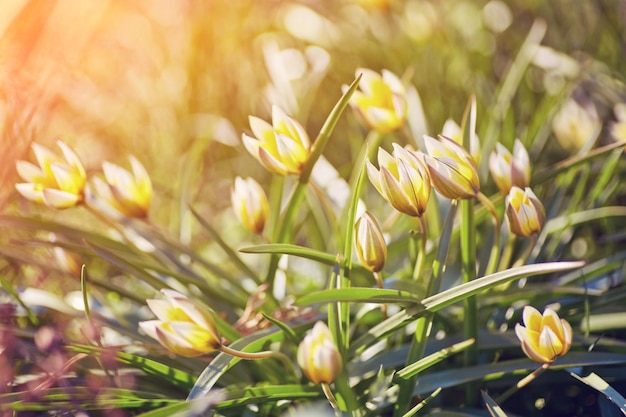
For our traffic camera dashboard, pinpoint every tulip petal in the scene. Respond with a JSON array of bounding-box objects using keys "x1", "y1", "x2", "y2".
[{"x1": 42, "y1": 189, "x2": 81, "y2": 209}]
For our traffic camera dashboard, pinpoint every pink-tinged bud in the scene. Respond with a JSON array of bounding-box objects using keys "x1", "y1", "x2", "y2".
[
  {"x1": 15, "y1": 140, "x2": 86, "y2": 209},
  {"x1": 422, "y1": 135, "x2": 479, "y2": 200},
  {"x1": 139, "y1": 289, "x2": 221, "y2": 357},
  {"x1": 505, "y1": 186, "x2": 546, "y2": 237},
  {"x1": 231, "y1": 177, "x2": 269, "y2": 234},
  {"x1": 489, "y1": 139, "x2": 531, "y2": 195},
  {"x1": 345, "y1": 68, "x2": 407, "y2": 133},
  {"x1": 242, "y1": 105, "x2": 311, "y2": 176},
  {"x1": 367, "y1": 143, "x2": 430, "y2": 217},
  {"x1": 515, "y1": 306, "x2": 572, "y2": 363},
  {"x1": 355, "y1": 212, "x2": 387, "y2": 272},
  {"x1": 297, "y1": 321, "x2": 342, "y2": 384}
]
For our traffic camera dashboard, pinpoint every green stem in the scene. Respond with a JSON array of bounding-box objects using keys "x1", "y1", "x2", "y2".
[
  {"x1": 496, "y1": 362, "x2": 551, "y2": 404},
  {"x1": 512, "y1": 233, "x2": 538, "y2": 267},
  {"x1": 477, "y1": 191, "x2": 500, "y2": 277},
  {"x1": 460, "y1": 197, "x2": 478, "y2": 406},
  {"x1": 322, "y1": 383, "x2": 341, "y2": 416}
]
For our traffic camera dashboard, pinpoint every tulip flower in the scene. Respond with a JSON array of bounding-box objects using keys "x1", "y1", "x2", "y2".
[
  {"x1": 366, "y1": 144, "x2": 430, "y2": 217},
  {"x1": 231, "y1": 177, "x2": 269, "y2": 234},
  {"x1": 515, "y1": 306, "x2": 572, "y2": 363},
  {"x1": 354, "y1": 212, "x2": 387, "y2": 273},
  {"x1": 489, "y1": 139, "x2": 531, "y2": 195},
  {"x1": 346, "y1": 68, "x2": 407, "y2": 133},
  {"x1": 139, "y1": 289, "x2": 222, "y2": 357},
  {"x1": 297, "y1": 321, "x2": 342, "y2": 384},
  {"x1": 15, "y1": 140, "x2": 87, "y2": 209},
  {"x1": 243, "y1": 105, "x2": 311, "y2": 176},
  {"x1": 505, "y1": 186, "x2": 546, "y2": 237},
  {"x1": 86, "y1": 156, "x2": 153, "y2": 219},
  {"x1": 552, "y1": 98, "x2": 601, "y2": 152},
  {"x1": 441, "y1": 118, "x2": 481, "y2": 164},
  {"x1": 422, "y1": 135, "x2": 480, "y2": 200}
]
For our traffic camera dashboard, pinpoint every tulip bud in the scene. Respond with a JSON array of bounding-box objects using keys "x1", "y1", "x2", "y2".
[
  {"x1": 345, "y1": 68, "x2": 407, "y2": 133},
  {"x1": 139, "y1": 289, "x2": 222, "y2": 357},
  {"x1": 243, "y1": 105, "x2": 311, "y2": 176},
  {"x1": 515, "y1": 306, "x2": 572, "y2": 363},
  {"x1": 231, "y1": 177, "x2": 269, "y2": 234},
  {"x1": 297, "y1": 321, "x2": 342, "y2": 384},
  {"x1": 15, "y1": 140, "x2": 86, "y2": 209},
  {"x1": 505, "y1": 186, "x2": 545, "y2": 237},
  {"x1": 489, "y1": 139, "x2": 531, "y2": 195},
  {"x1": 354, "y1": 212, "x2": 387, "y2": 273},
  {"x1": 422, "y1": 135, "x2": 480, "y2": 200},
  {"x1": 367, "y1": 143, "x2": 430, "y2": 217}
]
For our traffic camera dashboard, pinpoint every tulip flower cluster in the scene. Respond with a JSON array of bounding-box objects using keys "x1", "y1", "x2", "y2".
[{"x1": 16, "y1": 140, "x2": 153, "y2": 220}]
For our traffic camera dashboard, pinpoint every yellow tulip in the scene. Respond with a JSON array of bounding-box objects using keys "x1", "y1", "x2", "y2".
[
  {"x1": 423, "y1": 135, "x2": 479, "y2": 200},
  {"x1": 15, "y1": 140, "x2": 86, "y2": 209},
  {"x1": 505, "y1": 186, "x2": 545, "y2": 237},
  {"x1": 85, "y1": 156, "x2": 152, "y2": 219},
  {"x1": 489, "y1": 139, "x2": 531, "y2": 195},
  {"x1": 515, "y1": 306, "x2": 572, "y2": 363},
  {"x1": 346, "y1": 68, "x2": 407, "y2": 133},
  {"x1": 354, "y1": 212, "x2": 387, "y2": 273},
  {"x1": 231, "y1": 177, "x2": 269, "y2": 234},
  {"x1": 243, "y1": 105, "x2": 311, "y2": 176},
  {"x1": 441, "y1": 118, "x2": 481, "y2": 164},
  {"x1": 139, "y1": 289, "x2": 222, "y2": 357},
  {"x1": 297, "y1": 321, "x2": 342, "y2": 384},
  {"x1": 552, "y1": 98, "x2": 601, "y2": 152},
  {"x1": 367, "y1": 143, "x2": 430, "y2": 217}
]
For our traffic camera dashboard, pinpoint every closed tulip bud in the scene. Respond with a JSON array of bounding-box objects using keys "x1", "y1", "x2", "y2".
[
  {"x1": 423, "y1": 135, "x2": 480, "y2": 200},
  {"x1": 243, "y1": 105, "x2": 311, "y2": 176},
  {"x1": 86, "y1": 156, "x2": 152, "y2": 219},
  {"x1": 345, "y1": 68, "x2": 407, "y2": 133},
  {"x1": 15, "y1": 140, "x2": 86, "y2": 209},
  {"x1": 506, "y1": 186, "x2": 545, "y2": 237},
  {"x1": 367, "y1": 143, "x2": 430, "y2": 217},
  {"x1": 355, "y1": 212, "x2": 387, "y2": 272},
  {"x1": 139, "y1": 289, "x2": 222, "y2": 357},
  {"x1": 231, "y1": 177, "x2": 269, "y2": 234},
  {"x1": 297, "y1": 321, "x2": 342, "y2": 384},
  {"x1": 515, "y1": 306, "x2": 572, "y2": 363},
  {"x1": 489, "y1": 139, "x2": 531, "y2": 195}
]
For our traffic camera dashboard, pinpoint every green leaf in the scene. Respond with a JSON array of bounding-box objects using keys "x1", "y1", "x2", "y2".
[
  {"x1": 395, "y1": 338, "x2": 475, "y2": 380},
  {"x1": 569, "y1": 372, "x2": 626, "y2": 415},
  {"x1": 347, "y1": 261, "x2": 584, "y2": 355},
  {"x1": 482, "y1": 391, "x2": 509, "y2": 417},
  {"x1": 240, "y1": 243, "x2": 341, "y2": 265},
  {"x1": 297, "y1": 287, "x2": 421, "y2": 306}
]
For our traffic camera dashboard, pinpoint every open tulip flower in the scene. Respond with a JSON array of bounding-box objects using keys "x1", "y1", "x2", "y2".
[
  {"x1": 139, "y1": 289, "x2": 222, "y2": 357},
  {"x1": 506, "y1": 186, "x2": 546, "y2": 237},
  {"x1": 515, "y1": 306, "x2": 573, "y2": 363},
  {"x1": 15, "y1": 140, "x2": 87, "y2": 209},
  {"x1": 347, "y1": 68, "x2": 407, "y2": 133},
  {"x1": 231, "y1": 176, "x2": 269, "y2": 234},
  {"x1": 423, "y1": 135, "x2": 480, "y2": 200},
  {"x1": 297, "y1": 321, "x2": 342, "y2": 384},
  {"x1": 87, "y1": 156, "x2": 153, "y2": 219},
  {"x1": 243, "y1": 105, "x2": 311, "y2": 176},
  {"x1": 489, "y1": 139, "x2": 531, "y2": 195},
  {"x1": 366, "y1": 143, "x2": 430, "y2": 217}
]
